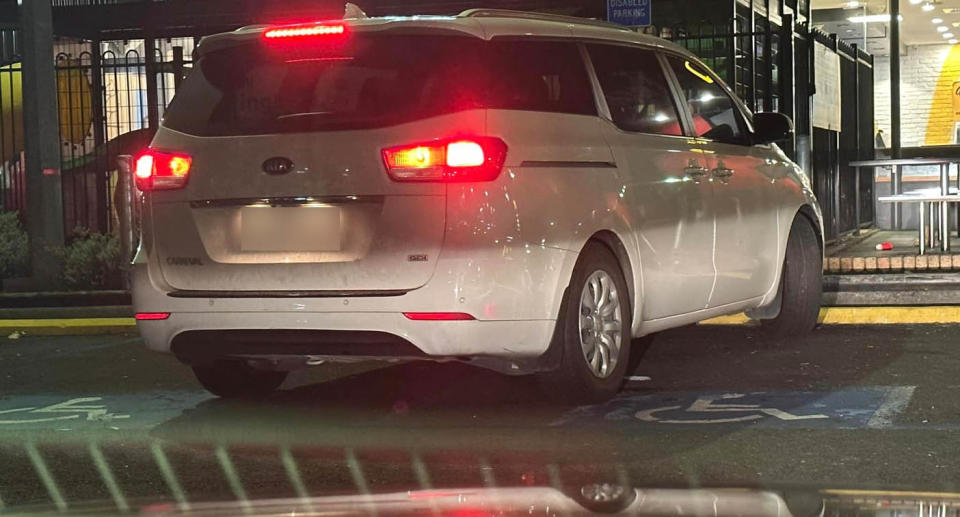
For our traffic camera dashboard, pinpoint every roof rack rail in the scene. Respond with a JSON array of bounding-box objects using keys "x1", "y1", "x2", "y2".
[{"x1": 459, "y1": 8, "x2": 631, "y2": 31}]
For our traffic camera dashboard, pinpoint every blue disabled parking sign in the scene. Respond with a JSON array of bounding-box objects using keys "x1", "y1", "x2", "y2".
[{"x1": 607, "y1": 0, "x2": 651, "y2": 26}]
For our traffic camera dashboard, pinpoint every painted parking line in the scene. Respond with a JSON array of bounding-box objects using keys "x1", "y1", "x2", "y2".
[
  {"x1": 0, "y1": 392, "x2": 211, "y2": 432},
  {"x1": 553, "y1": 386, "x2": 917, "y2": 428},
  {"x1": 701, "y1": 306, "x2": 960, "y2": 325}
]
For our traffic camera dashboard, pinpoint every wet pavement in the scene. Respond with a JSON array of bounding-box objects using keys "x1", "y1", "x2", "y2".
[{"x1": 1, "y1": 324, "x2": 959, "y2": 511}]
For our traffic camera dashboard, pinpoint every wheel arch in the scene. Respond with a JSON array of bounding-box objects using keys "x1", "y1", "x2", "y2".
[
  {"x1": 796, "y1": 203, "x2": 825, "y2": 255},
  {"x1": 584, "y1": 230, "x2": 638, "y2": 327}
]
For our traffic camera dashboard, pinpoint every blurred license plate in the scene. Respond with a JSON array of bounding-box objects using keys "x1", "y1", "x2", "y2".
[{"x1": 241, "y1": 206, "x2": 341, "y2": 252}]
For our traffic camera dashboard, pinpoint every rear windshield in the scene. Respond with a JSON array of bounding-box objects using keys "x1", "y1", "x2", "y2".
[{"x1": 162, "y1": 34, "x2": 596, "y2": 136}]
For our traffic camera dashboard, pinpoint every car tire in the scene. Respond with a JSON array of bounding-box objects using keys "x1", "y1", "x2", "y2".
[
  {"x1": 759, "y1": 215, "x2": 822, "y2": 338},
  {"x1": 192, "y1": 360, "x2": 288, "y2": 398},
  {"x1": 538, "y1": 242, "x2": 631, "y2": 404}
]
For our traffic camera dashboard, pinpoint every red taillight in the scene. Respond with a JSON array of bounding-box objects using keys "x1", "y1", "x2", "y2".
[
  {"x1": 263, "y1": 23, "x2": 346, "y2": 40},
  {"x1": 403, "y1": 312, "x2": 475, "y2": 321},
  {"x1": 134, "y1": 150, "x2": 192, "y2": 191},
  {"x1": 135, "y1": 312, "x2": 170, "y2": 321},
  {"x1": 382, "y1": 137, "x2": 507, "y2": 183}
]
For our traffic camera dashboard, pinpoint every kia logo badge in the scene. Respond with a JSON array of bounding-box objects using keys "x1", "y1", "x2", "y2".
[{"x1": 262, "y1": 157, "x2": 294, "y2": 175}]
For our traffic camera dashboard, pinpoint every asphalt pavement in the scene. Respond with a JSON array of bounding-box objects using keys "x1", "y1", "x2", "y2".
[{"x1": 1, "y1": 324, "x2": 959, "y2": 512}]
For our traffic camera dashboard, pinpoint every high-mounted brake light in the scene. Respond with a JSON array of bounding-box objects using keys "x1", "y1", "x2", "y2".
[
  {"x1": 382, "y1": 137, "x2": 507, "y2": 183},
  {"x1": 134, "y1": 150, "x2": 192, "y2": 191},
  {"x1": 263, "y1": 23, "x2": 346, "y2": 39}
]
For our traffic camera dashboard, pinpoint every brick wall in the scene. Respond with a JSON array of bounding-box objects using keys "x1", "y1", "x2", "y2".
[{"x1": 874, "y1": 44, "x2": 960, "y2": 147}]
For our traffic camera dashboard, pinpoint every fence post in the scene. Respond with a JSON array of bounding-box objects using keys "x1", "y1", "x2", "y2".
[
  {"x1": 852, "y1": 44, "x2": 861, "y2": 235},
  {"x1": 14, "y1": 0, "x2": 64, "y2": 290},
  {"x1": 144, "y1": 37, "x2": 159, "y2": 130},
  {"x1": 779, "y1": 12, "x2": 796, "y2": 160},
  {"x1": 116, "y1": 155, "x2": 133, "y2": 267},
  {"x1": 172, "y1": 46, "x2": 184, "y2": 90}
]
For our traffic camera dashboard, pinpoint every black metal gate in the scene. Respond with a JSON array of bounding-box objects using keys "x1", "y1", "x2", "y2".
[{"x1": 54, "y1": 37, "x2": 193, "y2": 237}]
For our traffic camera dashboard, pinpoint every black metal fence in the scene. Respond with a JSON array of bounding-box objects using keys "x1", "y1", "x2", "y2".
[
  {"x1": 55, "y1": 38, "x2": 193, "y2": 237},
  {"x1": 0, "y1": 33, "x2": 193, "y2": 241},
  {"x1": 810, "y1": 30, "x2": 875, "y2": 241}
]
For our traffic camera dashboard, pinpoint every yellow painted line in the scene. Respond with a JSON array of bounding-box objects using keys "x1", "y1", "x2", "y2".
[
  {"x1": 0, "y1": 318, "x2": 136, "y2": 328},
  {"x1": 701, "y1": 306, "x2": 960, "y2": 325}
]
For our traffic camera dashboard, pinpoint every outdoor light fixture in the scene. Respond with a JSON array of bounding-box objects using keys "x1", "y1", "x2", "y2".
[
  {"x1": 847, "y1": 14, "x2": 904, "y2": 22},
  {"x1": 921, "y1": 2, "x2": 935, "y2": 12}
]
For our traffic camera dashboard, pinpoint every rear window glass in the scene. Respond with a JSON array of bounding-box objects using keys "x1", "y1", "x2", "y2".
[{"x1": 163, "y1": 35, "x2": 596, "y2": 136}]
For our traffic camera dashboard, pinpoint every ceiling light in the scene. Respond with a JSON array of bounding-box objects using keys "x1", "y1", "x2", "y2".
[
  {"x1": 844, "y1": 0, "x2": 860, "y2": 7},
  {"x1": 944, "y1": 32, "x2": 956, "y2": 38},
  {"x1": 909, "y1": 0, "x2": 922, "y2": 4},
  {"x1": 847, "y1": 14, "x2": 904, "y2": 22},
  {"x1": 921, "y1": 2, "x2": 935, "y2": 12},
  {"x1": 938, "y1": 25, "x2": 949, "y2": 31},
  {"x1": 950, "y1": 38, "x2": 959, "y2": 44},
  {"x1": 932, "y1": 17, "x2": 943, "y2": 23}
]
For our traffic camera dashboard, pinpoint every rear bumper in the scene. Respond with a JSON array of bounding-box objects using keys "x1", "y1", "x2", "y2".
[
  {"x1": 131, "y1": 242, "x2": 576, "y2": 372},
  {"x1": 136, "y1": 307, "x2": 554, "y2": 358}
]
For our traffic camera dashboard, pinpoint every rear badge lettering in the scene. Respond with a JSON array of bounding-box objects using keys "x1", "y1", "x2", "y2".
[
  {"x1": 407, "y1": 254, "x2": 429, "y2": 262},
  {"x1": 166, "y1": 257, "x2": 204, "y2": 266}
]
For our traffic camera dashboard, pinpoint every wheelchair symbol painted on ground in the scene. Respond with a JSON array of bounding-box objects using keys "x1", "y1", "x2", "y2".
[
  {"x1": 634, "y1": 393, "x2": 828, "y2": 424},
  {"x1": 0, "y1": 397, "x2": 130, "y2": 424}
]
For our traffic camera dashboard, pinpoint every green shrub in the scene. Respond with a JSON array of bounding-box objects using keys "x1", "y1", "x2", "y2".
[
  {"x1": 56, "y1": 228, "x2": 123, "y2": 290},
  {"x1": 0, "y1": 211, "x2": 29, "y2": 280}
]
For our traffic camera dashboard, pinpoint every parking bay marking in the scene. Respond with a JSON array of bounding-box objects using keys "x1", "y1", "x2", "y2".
[
  {"x1": 0, "y1": 397, "x2": 130, "y2": 424},
  {"x1": 0, "y1": 392, "x2": 212, "y2": 430},
  {"x1": 553, "y1": 386, "x2": 917, "y2": 428},
  {"x1": 634, "y1": 393, "x2": 829, "y2": 424}
]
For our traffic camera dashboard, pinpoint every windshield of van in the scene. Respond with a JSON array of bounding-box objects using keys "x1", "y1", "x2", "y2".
[{"x1": 162, "y1": 34, "x2": 596, "y2": 135}]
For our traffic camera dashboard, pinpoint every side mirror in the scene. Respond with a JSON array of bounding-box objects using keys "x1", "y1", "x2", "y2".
[{"x1": 752, "y1": 112, "x2": 794, "y2": 145}]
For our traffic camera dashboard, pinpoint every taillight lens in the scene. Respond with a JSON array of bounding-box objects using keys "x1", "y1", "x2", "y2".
[
  {"x1": 134, "y1": 150, "x2": 192, "y2": 191},
  {"x1": 382, "y1": 137, "x2": 507, "y2": 183}
]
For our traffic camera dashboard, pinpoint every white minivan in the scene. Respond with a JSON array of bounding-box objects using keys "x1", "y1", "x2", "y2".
[{"x1": 131, "y1": 9, "x2": 823, "y2": 402}]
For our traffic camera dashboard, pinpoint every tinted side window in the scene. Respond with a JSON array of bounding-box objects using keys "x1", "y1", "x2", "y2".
[
  {"x1": 586, "y1": 44, "x2": 683, "y2": 136},
  {"x1": 488, "y1": 40, "x2": 596, "y2": 116},
  {"x1": 665, "y1": 56, "x2": 748, "y2": 145},
  {"x1": 163, "y1": 36, "x2": 595, "y2": 136}
]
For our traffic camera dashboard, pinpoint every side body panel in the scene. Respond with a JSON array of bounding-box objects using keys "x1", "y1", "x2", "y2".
[
  {"x1": 699, "y1": 140, "x2": 782, "y2": 306},
  {"x1": 598, "y1": 123, "x2": 717, "y2": 319}
]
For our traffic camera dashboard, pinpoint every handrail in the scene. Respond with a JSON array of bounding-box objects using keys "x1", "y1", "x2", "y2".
[{"x1": 850, "y1": 158, "x2": 958, "y2": 167}]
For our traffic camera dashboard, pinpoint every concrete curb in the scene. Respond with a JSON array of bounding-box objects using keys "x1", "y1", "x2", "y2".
[{"x1": 3, "y1": 306, "x2": 960, "y2": 336}]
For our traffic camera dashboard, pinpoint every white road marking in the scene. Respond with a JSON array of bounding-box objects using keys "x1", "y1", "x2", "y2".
[
  {"x1": 0, "y1": 397, "x2": 129, "y2": 424},
  {"x1": 866, "y1": 386, "x2": 917, "y2": 429},
  {"x1": 635, "y1": 393, "x2": 828, "y2": 424}
]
